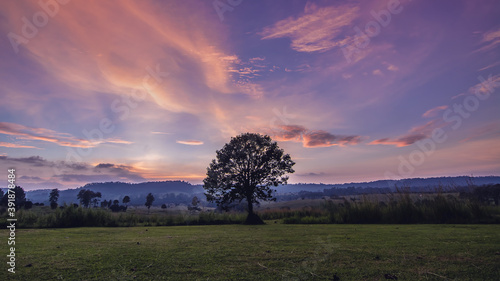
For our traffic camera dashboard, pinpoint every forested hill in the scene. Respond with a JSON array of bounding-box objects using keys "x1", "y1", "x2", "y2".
[
  {"x1": 274, "y1": 176, "x2": 500, "y2": 193},
  {"x1": 23, "y1": 176, "x2": 500, "y2": 205}
]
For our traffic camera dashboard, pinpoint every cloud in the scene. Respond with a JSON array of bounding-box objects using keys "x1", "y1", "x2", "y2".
[
  {"x1": 20, "y1": 176, "x2": 43, "y2": 181},
  {"x1": 2, "y1": 1, "x2": 237, "y2": 100},
  {"x1": 386, "y1": 64, "x2": 399, "y2": 71},
  {"x1": 451, "y1": 74, "x2": 500, "y2": 100},
  {"x1": 176, "y1": 140, "x2": 204, "y2": 145},
  {"x1": 272, "y1": 125, "x2": 361, "y2": 148},
  {"x1": 0, "y1": 155, "x2": 89, "y2": 173},
  {"x1": 369, "y1": 135, "x2": 427, "y2": 147},
  {"x1": 0, "y1": 0, "x2": 286, "y2": 147},
  {"x1": 0, "y1": 142, "x2": 40, "y2": 149},
  {"x1": 468, "y1": 74, "x2": 500, "y2": 95},
  {"x1": 0, "y1": 155, "x2": 51, "y2": 167},
  {"x1": 260, "y1": 2, "x2": 358, "y2": 53},
  {"x1": 273, "y1": 125, "x2": 307, "y2": 142},
  {"x1": 475, "y1": 27, "x2": 500, "y2": 53},
  {"x1": 303, "y1": 131, "x2": 361, "y2": 148},
  {"x1": 95, "y1": 163, "x2": 115, "y2": 169},
  {"x1": 0, "y1": 155, "x2": 146, "y2": 188},
  {"x1": 478, "y1": 61, "x2": 500, "y2": 71},
  {"x1": 225, "y1": 56, "x2": 272, "y2": 98},
  {"x1": 92, "y1": 163, "x2": 145, "y2": 182},
  {"x1": 105, "y1": 139, "x2": 134, "y2": 144},
  {"x1": 54, "y1": 174, "x2": 139, "y2": 183},
  {"x1": 151, "y1": 131, "x2": 172, "y2": 135},
  {"x1": 451, "y1": 93, "x2": 466, "y2": 100},
  {"x1": 422, "y1": 105, "x2": 448, "y2": 118},
  {"x1": 369, "y1": 120, "x2": 444, "y2": 147},
  {"x1": 0, "y1": 122, "x2": 131, "y2": 148}
]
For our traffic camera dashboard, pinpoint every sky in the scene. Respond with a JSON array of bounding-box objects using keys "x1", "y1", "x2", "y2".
[{"x1": 0, "y1": 0, "x2": 499, "y2": 190}]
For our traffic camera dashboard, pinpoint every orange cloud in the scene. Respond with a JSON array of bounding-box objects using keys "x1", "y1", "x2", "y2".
[
  {"x1": 369, "y1": 135, "x2": 427, "y2": 147},
  {"x1": 0, "y1": 0, "x2": 274, "y2": 143},
  {"x1": 2, "y1": 1, "x2": 258, "y2": 112},
  {"x1": 0, "y1": 122, "x2": 130, "y2": 148}
]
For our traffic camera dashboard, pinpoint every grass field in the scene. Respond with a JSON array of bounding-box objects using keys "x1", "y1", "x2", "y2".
[{"x1": 8, "y1": 224, "x2": 499, "y2": 280}]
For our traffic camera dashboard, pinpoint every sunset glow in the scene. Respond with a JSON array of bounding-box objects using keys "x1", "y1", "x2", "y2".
[{"x1": 1, "y1": 0, "x2": 499, "y2": 190}]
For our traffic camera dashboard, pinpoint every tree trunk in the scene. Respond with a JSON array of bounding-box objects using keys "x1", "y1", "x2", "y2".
[
  {"x1": 247, "y1": 195, "x2": 254, "y2": 216},
  {"x1": 244, "y1": 194, "x2": 264, "y2": 225}
]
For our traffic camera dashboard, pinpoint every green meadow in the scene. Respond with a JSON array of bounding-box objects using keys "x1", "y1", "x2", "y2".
[{"x1": 9, "y1": 224, "x2": 500, "y2": 280}]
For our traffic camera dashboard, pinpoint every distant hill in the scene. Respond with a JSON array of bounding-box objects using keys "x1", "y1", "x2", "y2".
[
  {"x1": 20, "y1": 176, "x2": 500, "y2": 205},
  {"x1": 274, "y1": 176, "x2": 500, "y2": 193}
]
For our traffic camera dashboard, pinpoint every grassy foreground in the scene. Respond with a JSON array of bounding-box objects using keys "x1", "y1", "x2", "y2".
[{"x1": 8, "y1": 224, "x2": 500, "y2": 280}]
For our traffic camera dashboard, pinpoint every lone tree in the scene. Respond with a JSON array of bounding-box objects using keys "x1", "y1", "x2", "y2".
[
  {"x1": 203, "y1": 133, "x2": 295, "y2": 224},
  {"x1": 122, "y1": 195, "x2": 131, "y2": 206},
  {"x1": 49, "y1": 188, "x2": 59, "y2": 209},
  {"x1": 145, "y1": 193, "x2": 155, "y2": 213}
]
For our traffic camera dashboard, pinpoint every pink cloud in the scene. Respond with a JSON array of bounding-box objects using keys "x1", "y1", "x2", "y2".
[
  {"x1": 272, "y1": 125, "x2": 361, "y2": 148},
  {"x1": 369, "y1": 135, "x2": 427, "y2": 147},
  {"x1": 273, "y1": 125, "x2": 307, "y2": 142},
  {"x1": 0, "y1": 142, "x2": 39, "y2": 149},
  {"x1": 1, "y1": 0, "x2": 260, "y2": 117},
  {"x1": 474, "y1": 27, "x2": 500, "y2": 53},
  {"x1": 176, "y1": 140, "x2": 204, "y2": 145},
  {"x1": 0, "y1": 122, "x2": 131, "y2": 148},
  {"x1": 303, "y1": 131, "x2": 361, "y2": 148},
  {"x1": 260, "y1": 2, "x2": 359, "y2": 53},
  {"x1": 422, "y1": 105, "x2": 448, "y2": 118},
  {"x1": 369, "y1": 120, "x2": 444, "y2": 147}
]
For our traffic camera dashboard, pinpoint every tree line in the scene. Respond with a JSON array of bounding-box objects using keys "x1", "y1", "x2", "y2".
[{"x1": 0, "y1": 187, "x2": 157, "y2": 213}]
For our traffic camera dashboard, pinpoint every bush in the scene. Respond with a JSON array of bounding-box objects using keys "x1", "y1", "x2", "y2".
[{"x1": 24, "y1": 201, "x2": 33, "y2": 210}]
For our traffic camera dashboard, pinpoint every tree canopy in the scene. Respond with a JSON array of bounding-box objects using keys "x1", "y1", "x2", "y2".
[
  {"x1": 49, "y1": 189, "x2": 59, "y2": 204},
  {"x1": 123, "y1": 195, "x2": 131, "y2": 206},
  {"x1": 77, "y1": 189, "x2": 101, "y2": 208},
  {"x1": 203, "y1": 133, "x2": 295, "y2": 224},
  {"x1": 145, "y1": 193, "x2": 155, "y2": 213}
]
